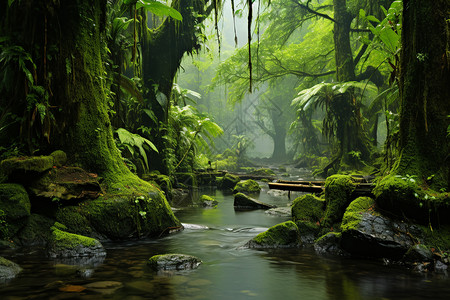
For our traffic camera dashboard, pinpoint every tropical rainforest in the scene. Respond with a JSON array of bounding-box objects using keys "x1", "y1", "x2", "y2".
[{"x1": 0, "y1": 0, "x2": 449, "y2": 298}]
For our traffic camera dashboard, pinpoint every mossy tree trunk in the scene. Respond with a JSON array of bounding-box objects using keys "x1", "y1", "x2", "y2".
[
  {"x1": 140, "y1": 0, "x2": 213, "y2": 173},
  {"x1": 396, "y1": 0, "x2": 450, "y2": 188},
  {"x1": 0, "y1": 0, "x2": 170, "y2": 192}
]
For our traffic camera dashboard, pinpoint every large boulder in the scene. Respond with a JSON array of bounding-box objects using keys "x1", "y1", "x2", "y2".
[
  {"x1": 217, "y1": 173, "x2": 240, "y2": 190},
  {"x1": 233, "y1": 179, "x2": 261, "y2": 194},
  {"x1": 373, "y1": 175, "x2": 450, "y2": 224},
  {"x1": 340, "y1": 197, "x2": 422, "y2": 259},
  {"x1": 321, "y1": 175, "x2": 356, "y2": 231},
  {"x1": 15, "y1": 213, "x2": 55, "y2": 246},
  {"x1": 28, "y1": 167, "x2": 101, "y2": 201},
  {"x1": 1, "y1": 155, "x2": 54, "y2": 178},
  {"x1": 47, "y1": 225, "x2": 106, "y2": 258},
  {"x1": 234, "y1": 193, "x2": 276, "y2": 210},
  {"x1": 0, "y1": 257, "x2": 22, "y2": 283},
  {"x1": 0, "y1": 183, "x2": 31, "y2": 239},
  {"x1": 56, "y1": 192, "x2": 181, "y2": 240},
  {"x1": 245, "y1": 221, "x2": 301, "y2": 249},
  {"x1": 291, "y1": 194, "x2": 325, "y2": 223},
  {"x1": 147, "y1": 254, "x2": 202, "y2": 271}
]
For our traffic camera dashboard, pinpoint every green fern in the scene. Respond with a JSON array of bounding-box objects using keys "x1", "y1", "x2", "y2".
[{"x1": 116, "y1": 128, "x2": 158, "y2": 171}]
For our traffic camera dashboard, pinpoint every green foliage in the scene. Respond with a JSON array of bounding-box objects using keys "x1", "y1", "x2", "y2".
[
  {"x1": 115, "y1": 127, "x2": 158, "y2": 172},
  {"x1": 359, "y1": 1, "x2": 402, "y2": 57}
]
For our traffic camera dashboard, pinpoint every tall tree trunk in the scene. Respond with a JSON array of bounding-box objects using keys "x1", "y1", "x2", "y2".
[
  {"x1": 396, "y1": 0, "x2": 450, "y2": 188},
  {"x1": 333, "y1": 0, "x2": 355, "y2": 82},
  {"x1": 140, "y1": 0, "x2": 211, "y2": 173}
]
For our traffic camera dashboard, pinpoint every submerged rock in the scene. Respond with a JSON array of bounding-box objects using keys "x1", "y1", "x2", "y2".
[
  {"x1": 265, "y1": 207, "x2": 291, "y2": 217},
  {"x1": 0, "y1": 256, "x2": 22, "y2": 282},
  {"x1": 147, "y1": 254, "x2": 202, "y2": 271},
  {"x1": 47, "y1": 225, "x2": 106, "y2": 258},
  {"x1": 245, "y1": 221, "x2": 301, "y2": 249},
  {"x1": 233, "y1": 179, "x2": 261, "y2": 194},
  {"x1": 234, "y1": 193, "x2": 276, "y2": 210},
  {"x1": 200, "y1": 195, "x2": 218, "y2": 208}
]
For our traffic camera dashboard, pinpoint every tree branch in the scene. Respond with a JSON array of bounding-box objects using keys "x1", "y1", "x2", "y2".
[{"x1": 291, "y1": 0, "x2": 336, "y2": 23}]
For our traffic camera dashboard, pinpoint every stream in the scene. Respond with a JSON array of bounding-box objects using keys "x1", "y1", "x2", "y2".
[{"x1": 1, "y1": 169, "x2": 450, "y2": 299}]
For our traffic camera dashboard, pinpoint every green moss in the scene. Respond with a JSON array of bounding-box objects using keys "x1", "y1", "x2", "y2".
[
  {"x1": 50, "y1": 227, "x2": 98, "y2": 249},
  {"x1": 175, "y1": 173, "x2": 197, "y2": 188},
  {"x1": 321, "y1": 175, "x2": 356, "y2": 230},
  {"x1": 14, "y1": 214, "x2": 55, "y2": 246},
  {"x1": 50, "y1": 150, "x2": 67, "y2": 167},
  {"x1": 340, "y1": 197, "x2": 375, "y2": 232},
  {"x1": 418, "y1": 225, "x2": 450, "y2": 252},
  {"x1": 200, "y1": 195, "x2": 215, "y2": 202},
  {"x1": 0, "y1": 183, "x2": 31, "y2": 238},
  {"x1": 55, "y1": 206, "x2": 93, "y2": 235},
  {"x1": 233, "y1": 179, "x2": 261, "y2": 194},
  {"x1": 250, "y1": 221, "x2": 301, "y2": 248},
  {"x1": 373, "y1": 175, "x2": 450, "y2": 224},
  {"x1": 0, "y1": 155, "x2": 54, "y2": 175},
  {"x1": 218, "y1": 173, "x2": 240, "y2": 190},
  {"x1": 250, "y1": 168, "x2": 276, "y2": 176},
  {"x1": 291, "y1": 194, "x2": 325, "y2": 223}
]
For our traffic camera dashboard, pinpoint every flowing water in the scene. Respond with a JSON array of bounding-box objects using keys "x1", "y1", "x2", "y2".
[{"x1": 1, "y1": 169, "x2": 450, "y2": 299}]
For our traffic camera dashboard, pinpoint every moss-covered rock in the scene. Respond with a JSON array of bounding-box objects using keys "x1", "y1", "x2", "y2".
[
  {"x1": 55, "y1": 206, "x2": 94, "y2": 236},
  {"x1": 217, "y1": 173, "x2": 240, "y2": 190},
  {"x1": 246, "y1": 221, "x2": 301, "y2": 248},
  {"x1": 0, "y1": 183, "x2": 31, "y2": 239},
  {"x1": 233, "y1": 179, "x2": 261, "y2": 194},
  {"x1": 403, "y1": 244, "x2": 433, "y2": 263},
  {"x1": 250, "y1": 168, "x2": 276, "y2": 176},
  {"x1": 14, "y1": 214, "x2": 55, "y2": 246},
  {"x1": 340, "y1": 197, "x2": 422, "y2": 259},
  {"x1": 50, "y1": 150, "x2": 67, "y2": 167},
  {"x1": 0, "y1": 155, "x2": 54, "y2": 176},
  {"x1": 200, "y1": 195, "x2": 218, "y2": 207},
  {"x1": 28, "y1": 167, "x2": 101, "y2": 201},
  {"x1": 295, "y1": 220, "x2": 321, "y2": 245},
  {"x1": 47, "y1": 226, "x2": 105, "y2": 258},
  {"x1": 314, "y1": 232, "x2": 346, "y2": 255},
  {"x1": 291, "y1": 194, "x2": 325, "y2": 223},
  {"x1": 340, "y1": 197, "x2": 375, "y2": 232},
  {"x1": 142, "y1": 173, "x2": 173, "y2": 201},
  {"x1": 373, "y1": 175, "x2": 450, "y2": 224},
  {"x1": 0, "y1": 256, "x2": 22, "y2": 282},
  {"x1": 234, "y1": 193, "x2": 276, "y2": 210},
  {"x1": 56, "y1": 192, "x2": 181, "y2": 240},
  {"x1": 321, "y1": 175, "x2": 356, "y2": 231},
  {"x1": 147, "y1": 254, "x2": 202, "y2": 271},
  {"x1": 175, "y1": 173, "x2": 197, "y2": 188}
]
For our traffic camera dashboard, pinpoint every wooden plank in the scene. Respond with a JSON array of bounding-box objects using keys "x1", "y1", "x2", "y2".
[
  {"x1": 268, "y1": 182, "x2": 323, "y2": 193},
  {"x1": 269, "y1": 181, "x2": 374, "y2": 196}
]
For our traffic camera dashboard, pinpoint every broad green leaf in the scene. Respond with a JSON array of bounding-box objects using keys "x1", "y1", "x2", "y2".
[{"x1": 136, "y1": 0, "x2": 182, "y2": 21}]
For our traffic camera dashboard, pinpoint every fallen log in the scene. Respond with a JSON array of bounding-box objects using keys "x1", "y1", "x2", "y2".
[{"x1": 269, "y1": 180, "x2": 374, "y2": 197}]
